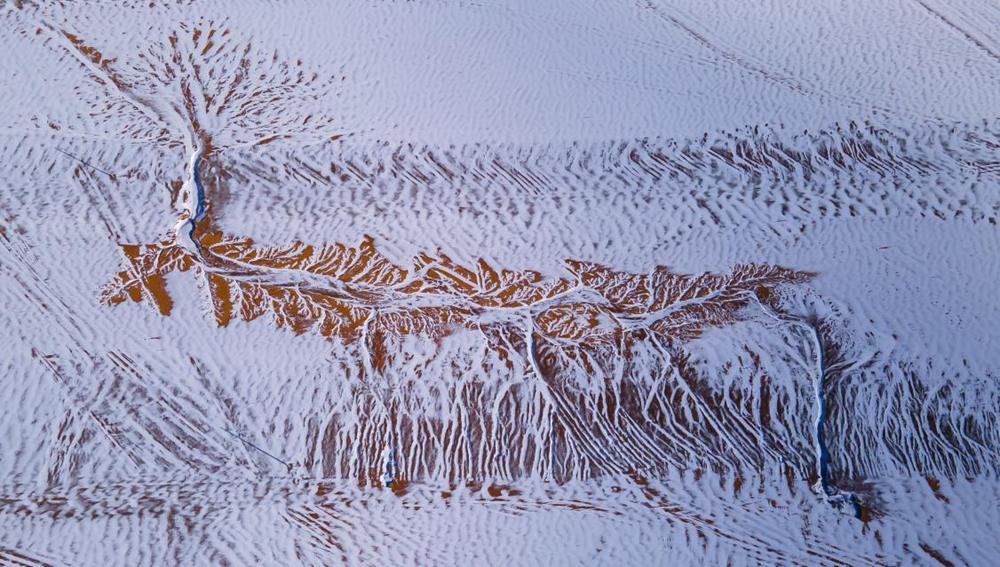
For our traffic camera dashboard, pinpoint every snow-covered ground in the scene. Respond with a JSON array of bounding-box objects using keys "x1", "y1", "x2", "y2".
[{"x1": 1, "y1": 1, "x2": 998, "y2": 565}]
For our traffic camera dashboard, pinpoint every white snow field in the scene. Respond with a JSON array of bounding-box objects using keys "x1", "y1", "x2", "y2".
[{"x1": 1, "y1": 0, "x2": 999, "y2": 565}]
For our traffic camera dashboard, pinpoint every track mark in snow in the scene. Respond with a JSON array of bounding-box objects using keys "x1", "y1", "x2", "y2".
[{"x1": 911, "y1": 0, "x2": 1000, "y2": 65}]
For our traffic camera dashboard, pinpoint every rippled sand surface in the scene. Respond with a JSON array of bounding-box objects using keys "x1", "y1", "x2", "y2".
[{"x1": 2, "y1": 1, "x2": 999, "y2": 565}]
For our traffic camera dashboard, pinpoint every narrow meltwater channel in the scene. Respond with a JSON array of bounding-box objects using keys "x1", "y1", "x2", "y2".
[
  {"x1": 743, "y1": 292, "x2": 863, "y2": 519},
  {"x1": 189, "y1": 146, "x2": 207, "y2": 229},
  {"x1": 174, "y1": 144, "x2": 207, "y2": 253},
  {"x1": 809, "y1": 324, "x2": 862, "y2": 518}
]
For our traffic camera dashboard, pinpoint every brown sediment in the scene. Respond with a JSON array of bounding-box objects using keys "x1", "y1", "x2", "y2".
[
  {"x1": 254, "y1": 134, "x2": 285, "y2": 146},
  {"x1": 111, "y1": 232, "x2": 809, "y2": 488},
  {"x1": 919, "y1": 543, "x2": 956, "y2": 567},
  {"x1": 784, "y1": 457, "x2": 797, "y2": 495},
  {"x1": 167, "y1": 179, "x2": 184, "y2": 204},
  {"x1": 62, "y1": 32, "x2": 130, "y2": 92},
  {"x1": 755, "y1": 285, "x2": 771, "y2": 303},
  {"x1": 536, "y1": 303, "x2": 616, "y2": 341},
  {"x1": 66, "y1": 18, "x2": 860, "y2": 494},
  {"x1": 286, "y1": 506, "x2": 349, "y2": 562},
  {"x1": 57, "y1": 20, "x2": 348, "y2": 160},
  {"x1": 112, "y1": 242, "x2": 194, "y2": 316},
  {"x1": 835, "y1": 478, "x2": 884, "y2": 524},
  {"x1": 206, "y1": 273, "x2": 232, "y2": 327},
  {"x1": 103, "y1": 231, "x2": 811, "y2": 354},
  {"x1": 925, "y1": 476, "x2": 950, "y2": 503},
  {"x1": 0, "y1": 545, "x2": 55, "y2": 567}
]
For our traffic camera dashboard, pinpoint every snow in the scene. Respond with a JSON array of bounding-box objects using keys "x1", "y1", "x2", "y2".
[{"x1": 1, "y1": 0, "x2": 998, "y2": 564}]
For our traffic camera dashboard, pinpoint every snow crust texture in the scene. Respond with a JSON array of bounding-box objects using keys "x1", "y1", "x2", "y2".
[{"x1": 1, "y1": 0, "x2": 999, "y2": 565}]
